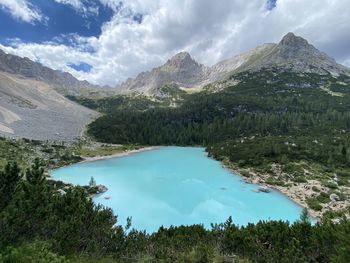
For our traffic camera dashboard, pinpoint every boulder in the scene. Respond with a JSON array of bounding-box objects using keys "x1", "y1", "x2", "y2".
[
  {"x1": 329, "y1": 193, "x2": 340, "y2": 202},
  {"x1": 57, "y1": 189, "x2": 66, "y2": 195},
  {"x1": 258, "y1": 186, "x2": 271, "y2": 193}
]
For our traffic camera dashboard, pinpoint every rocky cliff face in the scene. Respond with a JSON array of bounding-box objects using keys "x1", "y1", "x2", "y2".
[
  {"x1": 0, "y1": 49, "x2": 100, "y2": 96},
  {"x1": 115, "y1": 33, "x2": 350, "y2": 95}
]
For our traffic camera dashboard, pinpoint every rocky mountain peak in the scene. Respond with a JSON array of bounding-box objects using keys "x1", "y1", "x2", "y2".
[
  {"x1": 279, "y1": 32, "x2": 310, "y2": 48},
  {"x1": 170, "y1": 51, "x2": 192, "y2": 61},
  {"x1": 164, "y1": 51, "x2": 199, "y2": 70},
  {"x1": 117, "y1": 51, "x2": 208, "y2": 95},
  {"x1": 276, "y1": 32, "x2": 320, "y2": 59}
]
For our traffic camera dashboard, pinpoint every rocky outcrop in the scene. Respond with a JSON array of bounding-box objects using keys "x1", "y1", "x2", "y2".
[{"x1": 51, "y1": 179, "x2": 108, "y2": 198}]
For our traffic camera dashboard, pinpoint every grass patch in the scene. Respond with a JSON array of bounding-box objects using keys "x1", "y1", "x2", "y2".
[
  {"x1": 240, "y1": 170, "x2": 251, "y2": 178},
  {"x1": 77, "y1": 144, "x2": 141, "y2": 158}
]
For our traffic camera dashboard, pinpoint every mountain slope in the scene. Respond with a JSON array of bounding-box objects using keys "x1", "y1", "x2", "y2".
[
  {"x1": 0, "y1": 48, "x2": 104, "y2": 140},
  {"x1": 115, "y1": 33, "x2": 350, "y2": 95},
  {"x1": 0, "y1": 71, "x2": 98, "y2": 141},
  {"x1": 207, "y1": 43, "x2": 277, "y2": 82}
]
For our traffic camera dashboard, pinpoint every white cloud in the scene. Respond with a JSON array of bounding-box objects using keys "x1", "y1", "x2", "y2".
[
  {"x1": 1, "y1": 0, "x2": 350, "y2": 86},
  {"x1": 54, "y1": 0, "x2": 83, "y2": 10},
  {"x1": 0, "y1": 40, "x2": 97, "y2": 81},
  {"x1": 0, "y1": 0, "x2": 46, "y2": 24},
  {"x1": 98, "y1": 0, "x2": 122, "y2": 12},
  {"x1": 344, "y1": 58, "x2": 350, "y2": 68},
  {"x1": 53, "y1": 0, "x2": 99, "y2": 16}
]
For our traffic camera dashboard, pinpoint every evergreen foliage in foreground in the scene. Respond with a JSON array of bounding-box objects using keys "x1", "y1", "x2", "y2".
[{"x1": 0, "y1": 160, "x2": 350, "y2": 262}]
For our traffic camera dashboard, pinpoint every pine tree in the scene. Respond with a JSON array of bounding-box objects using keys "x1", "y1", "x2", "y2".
[
  {"x1": 341, "y1": 145, "x2": 347, "y2": 156},
  {"x1": 22, "y1": 158, "x2": 48, "y2": 221},
  {"x1": 299, "y1": 208, "x2": 310, "y2": 224},
  {"x1": 0, "y1": 162, "x2": 21, "y2": 211},
  {"x1": 25, "y1": 158, "x2": 45, "y2": 187},
  {"x1": 89, "y1": 176, "x2": 96, "y2": 187}
]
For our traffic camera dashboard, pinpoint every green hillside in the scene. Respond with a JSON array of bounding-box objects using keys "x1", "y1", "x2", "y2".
[{"x1": 86, "y1": 69, "x2": 350, "y2": 217}]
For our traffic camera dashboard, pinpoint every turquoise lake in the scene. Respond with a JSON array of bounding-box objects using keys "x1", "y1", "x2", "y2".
[{"x1": 51, "y1": 147, "x2": 303, "y2": 232}]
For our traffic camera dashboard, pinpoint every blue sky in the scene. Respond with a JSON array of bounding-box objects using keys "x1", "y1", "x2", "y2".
[
  {"x1": 266, "y1": 0, "x2": 277, "y2": 10},
  {"x1": 0, "y1": 0, "x2": 147, "y2": 75},
  {"x1": 0, "y1": 0, "x2": 349, "y2": 86},
  {"x1": 0, "y1": 1, "x2": 111, "y2": 44}
]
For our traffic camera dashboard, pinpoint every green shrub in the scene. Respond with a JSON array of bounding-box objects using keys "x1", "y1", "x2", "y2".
[
  {"x1": 322, "y1": 181, "x2": 338, "y2": 189},
  {"x1": 317, "y1": 192, "x2": 330, "y2": 203},
  {"x1": 0, "y1": 242, "x2": 69, "y2": 263},
  {"x1": 312, "y1": 186, "x2": 320, "y2": 192},
  {"x1": 307, "y1": 199, "x2": 323, "y2": 211},
  {"x1": 293, "y1": 176, "x2": 307, "y2": 183}
]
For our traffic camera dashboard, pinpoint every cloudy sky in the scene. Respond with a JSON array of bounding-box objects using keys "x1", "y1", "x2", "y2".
[{"x1": 0, "y1": 0, "x2": 349, "y2": 86}]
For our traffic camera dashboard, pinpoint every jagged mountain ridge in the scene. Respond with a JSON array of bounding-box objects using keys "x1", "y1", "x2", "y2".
[
  {"x1": 116, "y1": 33, "x2": 350, "y2": 95},
  {"x1": 0, "y1": 49, "x2": 102, "y2": 96}
]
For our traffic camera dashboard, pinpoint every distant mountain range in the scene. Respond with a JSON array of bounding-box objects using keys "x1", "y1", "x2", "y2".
[
  {"x1": 0, "y1": 32, "x2": 350, "y2": 140},
  {"x1": 116, "y1": 32, "x2": 350, "y2": 95},
  {"x1": 1, "y1": 32, "x2": 349, "y2": 97}
]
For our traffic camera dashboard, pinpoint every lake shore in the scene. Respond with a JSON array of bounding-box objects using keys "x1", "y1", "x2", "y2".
[
  {"x1": 79, "y1": 146, "x2": 161, "y2": 163},
  {"x1": 223, "y1": 164, "x2": 321, "y2": 219},
  {"x1": 223, "y1": 162, "x2": 350, "y2": 221}
]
